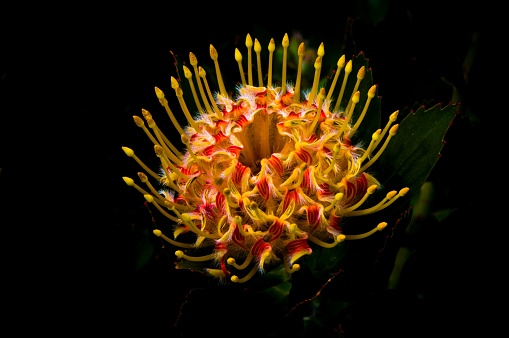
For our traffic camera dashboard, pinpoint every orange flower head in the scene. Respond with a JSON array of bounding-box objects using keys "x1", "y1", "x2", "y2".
[{"x1": 122, "y1": 33, "x2": 408, "y2": 283}]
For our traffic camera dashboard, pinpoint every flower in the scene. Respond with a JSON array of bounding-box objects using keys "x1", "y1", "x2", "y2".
[{"x1": 121, "y1": 32, "x2": 453, "y2": 285}]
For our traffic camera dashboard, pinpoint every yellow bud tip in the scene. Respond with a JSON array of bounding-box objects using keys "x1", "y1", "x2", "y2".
[
  {"x1": 144, "y1": 194, "x2": 154, "y2": 203},
  {"x1": 154, "y1": 144, "x2": 163, "y2": 155},
  {"x1": 337, "y1": 54, "x2": 346, "y2": 67},
  {"x1": 268, "y1": 38, "x2": 275, "y2": 51},
  {"x1": 368, "y1": 85, "x2": 377, "y2": 98},
  {"x1": 198, "y1": 66, "x2": 206, "y2": 77},
  {"x1": 133, "y1": 115, "x2": 144, "y2": 127},
  {"x1": 210, "y1": 44, "x2": 218, "y2": 59},
  {"x1": 171, "y1": 76, "x2": 179, "y2": 89},
  {"x1": 367, "y1": 185, "x2": 378, "y2": 194},
  {"x1": 357, "y1": 66, "x2": 366, "y2": 79},
  {"x1": 245, "y1": 33, "x2": 253, "y2": 47},
  {"x1": 235, "y1": 48, "x2": 242, "y2": 61},
  {"x1": 282, "y1": 33, "x2": 289, "y2": 46},
  {"x1": 352, "y1": 91, "x2": 360, "y2": 103},
  {"x1": 298, "y1": 42, "x2": 305, "y2": 56},
  {"x1": 318, "y1": 42, "x2": 324, "y2": 56},
  {"x1": 141, "y1": 108, "x2": 151, "y2": 119},
  {"x1": 175, "y1": 250, "x2": 184, "y2": 258},
  {"x1": 387, "y1": 191, "x2": 398, "y2": 199},
  {"x1": 227, "y1": 258, "x2": 235, "y2": 265},
  {"x1": 335, "y1": 193, "x2": 344, "y2": 201},
  {"x1": 180, "y1": 213, "x2": 191, "y2": 223},
  {"x1": 189, "y1": 52, "x2": 197, "y2": 65},
  {"x1": 390, "y1": 110, "x2": 399, "y2": 121},
  {"x1": 254, "y1": 38, "x2": 261, "y2": 52},
  {"x1": 372, "y1": 129, "x2": 381, "y2": 140},
  {"x1": 314, "y1": 56, "x2": 322, "y2": 69},
  {"x1": 153, "y1": 229, "x2": 162, "y2": 237},
  {"x1": 377, "y1": 222, "x2": 388, "y2": 231},
  {"x1": 122, "y1": 147, "x2": 134, "y2": 157},
  {"x1": 231, "y1": 275, "x2": 239, "y2": 283},
  {"x1": 345, "y1": 60, "x2": 353, "y2": 72},
  {"x1": 390, "y1": 124, "x2": 399, "y2": 135},
  {"x1": 137, "y1": 172, "x2": 148, "y2": 182},
  {"x1": 122, "y1": 177, "x2": 134, "y2": 186},
  {"x1": 154, "y1": 87, "x2": 164, "y2": 99},
  {"x1": 183, "y1": 66, "x2": 192, "y2": 78},
  {"x1": 337, "y1": 234, "x2": 346, "y2": 242},
  {"x1": 292, "y1": 264, "x2": 301, "y2": 272},
  {"x1": 400, "y1": 187, "x2": 410, "y2": 196}
]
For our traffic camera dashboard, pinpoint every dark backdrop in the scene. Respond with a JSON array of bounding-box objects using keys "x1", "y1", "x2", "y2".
[{"x1": 0, "y1": 1, "x2": 497, "y2": 337}]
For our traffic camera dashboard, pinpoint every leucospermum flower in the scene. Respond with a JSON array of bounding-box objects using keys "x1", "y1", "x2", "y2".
[{"x1": 122, "y1": 32, "x2": 453, "y2": 284}]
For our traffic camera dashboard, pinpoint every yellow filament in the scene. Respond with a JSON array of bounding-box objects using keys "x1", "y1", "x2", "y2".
[
  {"x1": 189, "y1": 52, "x2": 212, "y2": 114},
  {"x1": 323, "y1": 143, "x2": 341, "y2": 175},
  {"x1": 307, "y1": 233, "x2": 345, "y2": 248},
  {"x1": 333, "y1": 59, "x2": 353, "y2": 112},
  {"x1": 233, "y1": 216, "x2": 250, "y2": 237},
  {"x1": 227, "y1": 252, "x2": 254, "y2": 270},
  {"x1": 345, "y1": 66, "x2": 365, "y2": 113},
  {"x1": 360, "y1": 124, "x2": 399, "y2": 172},
  {"x1": 254, "y1": 38, "x2": 263, "y2": 87},
  {"x1": 223, "y1": 188, "x2": 239, "y2": 208},
  {"x1": 154, "y1": 87, "x2": 186, "y2": 136},
  {"x1": 347, "y1": 188, "x2": 409, "y2": 216},
  {"x1": 306, "y1": 56, "x2": 322, "y2": 107},
  {"x1": 198, "y1": 66, "x2": 221, "y2": 115},
  {"x1": 294, "y1": 42, "x2": 305, "y2": 102},
  {"x1": 231, "y1": 264, "x2": 259, "y2": 283},
  {"x1": 132, "y1": 115, "x2": 161, "y2": 151},
  {"x1": 326, "y1": 55, "x2": 346, "y2": 102},
  {"x1": 153, "y1": 229, "x2": 194, "y2": 248},
  {"x1": 210, "y1": 44, "x2": 228, "y2": 97},
  {"x1": 324, "y1": 192, "x2": 344, "y2": 212},
  {"x1": 338, "y1": 91, "x2": 360, "y2": 137},
  {"x1": 306, "y1": 88, "x2": 326, "y2": 138},
  {"x1": 281, "y1": 33, "x2": 289, "y2": 94},
  {"x1": 175, "y1": 250, "x2": 216, "y2": 262},
  {"x1": 183, "y1": 65, "x2": 203, "y2": 112},
  {"x1": 374, "y1": 110, "x2": 399, "y2": 149},
  {"x1": 351, "y1": 85, "x2": 377, "y2": 135},
  {"x1": 344, "y1": 222, "x2": 387, "y2": 240},
  {"x1": 123, "y1": 177, "x2": 164, "y2": 206},
  {"x1": 175, "y1": 210, "x2": 220, "y2": 239},
  {"x1": 357, "y1": 129, "x2": 382, "y2": 164},
  {"x1": 154, "y1": 145, "x2": 188, "y2": 180},
  {"x1": 148, "y1": 120, "x2": 182, "y2": 165},
  {"x1": 342, "y1": 184, "x2": 378, "y2": 213},
  {"x1": 281, "y1": 162, "x2": 306, "y2": 189},
  {"x1": 245, "y1": 33, "x2": 253, "y2": 86},
  {"x1": 267, "y1": 38, "x2": 275, "y2": 88},
  {"x1": 156, "y1": 127, "x2": 183, "y2": 160},
  {"x1": 164, "y1": 200, "x2": 193, "y2": 213},
  {"x1": 144, "y1": 194, "x2": 180, "y2": 222},
  {"x1": 235, "y1": 48, "x2": 247, "y2": 86},
  {"x1": 122, "y1": 147, "x2": 160, "y2": 180},
  {"x1": 137, "y1": 172, "x2": 166, "y2": 202},
  {"x1": 171, "y1": 77, "x2": 199, "y2": 130},
  {"x1": 181, "y1": 134, "x2": 205, "y2": 167}
]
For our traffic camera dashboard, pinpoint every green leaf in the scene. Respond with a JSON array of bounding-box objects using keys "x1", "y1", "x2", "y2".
[{"x1": 375, "y1": 103, "x2": 459, "y2": 198}]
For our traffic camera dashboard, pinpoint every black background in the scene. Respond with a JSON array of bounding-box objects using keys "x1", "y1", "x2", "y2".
[{"x1": 0, "y1": 1, "x2": 499, "y2": 337}]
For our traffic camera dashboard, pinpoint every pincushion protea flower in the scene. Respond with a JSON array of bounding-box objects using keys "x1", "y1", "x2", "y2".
[{"x1": 121, "y1": 32, "x2": 457, "y2": 285}]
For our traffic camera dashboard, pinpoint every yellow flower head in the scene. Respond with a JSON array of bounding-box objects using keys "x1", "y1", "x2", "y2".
[{"x1": 122, "y1": 33, "x2": 409, "y2": 284}]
